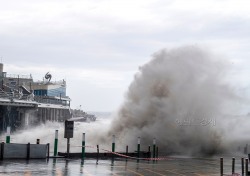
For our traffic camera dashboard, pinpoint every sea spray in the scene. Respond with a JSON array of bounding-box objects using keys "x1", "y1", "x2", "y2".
[
  {"x1": 0, "y1": 115, "x2": 113, "y2": 153},
  {"x1": 108, "y1": 46, "x2": 236, "y2": 156}
]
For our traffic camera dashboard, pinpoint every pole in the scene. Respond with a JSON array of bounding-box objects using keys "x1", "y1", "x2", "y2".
[
  {"x1": 232, "y1": 157, "x2": 235, "y2": 174},
  {"x1": 246, "y1": 158, "x2": 249, "y2": 175},
  {"x1": 220, "y1": 157, "x2": 223, "y2": 176},
  {"x1": 27, "y1": 143, "x2": 30, "y2": 160},
  {"x1": 97, "y1": 144, "x2": 99, "y2": 163},
  {"x1": 36, "y1": 139, "x2": 40, "y2": 144},
  {"x1": 6, "y1": 126, "x2": 10, "y2": 143},
  {"x1": 47, "y1": 143, "x2": 50, "y2": 158},
  {"x1": 54, "y1": 130, "x2": 58, "y2": 156},
  {"x1": 112, "y1": 135, "x2": 115, "y2": 153},
  {"x1": 148, "y1": 145, "x2": 151, "y2": 158},
  {"x1": 153, "y1": 138, "x2": 156, "y2": 158},
  {"x1": 82, "y1": 133, "x2": 85, "y2": 159},
  {"x1": 67, "y1": 138, "x2": 70, "y2": 158},
  {"x1": 156, "y1": 146, "x2": 159, "y2": 158},
  {"x1": 242, "y1": 158, "x2": 244, "y2": 175},
  {"x1": 137, "y1": 137, "x2": 140, "y2": 158},
  {"x1": 126, "y1": 145, "x2": 128, "y2": 155}
]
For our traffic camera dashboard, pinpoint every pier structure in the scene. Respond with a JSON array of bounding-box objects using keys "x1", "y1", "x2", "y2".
[{"x1": 0, "y1": 63, "x2": 71, "y2": 133}]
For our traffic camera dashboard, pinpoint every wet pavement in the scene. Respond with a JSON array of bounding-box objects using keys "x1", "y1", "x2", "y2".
[{"x1": 0, "y1": 156, "x2": 245, "y2": 176}]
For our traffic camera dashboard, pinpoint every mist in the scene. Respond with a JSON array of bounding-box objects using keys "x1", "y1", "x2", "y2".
[{"x1": 107, "y1": 46, "x2": 243, "y2": 156}]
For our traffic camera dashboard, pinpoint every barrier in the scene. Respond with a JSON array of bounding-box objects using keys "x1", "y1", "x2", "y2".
[
  {"x1": 60, "y1": 145, "x2": 172, "y2": 161},
  {"x1": 220, "y1": 157, "x2": 246, "y2": 176},
  {"x1": 0, "y1": 143, "x2": 48, "y2": 159}
]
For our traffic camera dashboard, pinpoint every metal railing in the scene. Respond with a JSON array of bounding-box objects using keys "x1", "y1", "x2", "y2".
[
  {"x1": 0, "y1": 89, "x2": 70, "y2": 106},
  {"x1": 0, "y1": 88, "x2": 34, "y2": 101}
]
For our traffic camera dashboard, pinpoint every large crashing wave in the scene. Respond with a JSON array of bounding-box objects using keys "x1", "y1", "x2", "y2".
[{"x1": 109, "y1": 46, "x2": 235, "y2": 156}]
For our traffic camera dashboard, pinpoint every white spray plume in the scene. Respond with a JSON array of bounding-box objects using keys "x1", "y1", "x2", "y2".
[{"x1": 108, "y1": 46, "x2": 238, "y2": 156}]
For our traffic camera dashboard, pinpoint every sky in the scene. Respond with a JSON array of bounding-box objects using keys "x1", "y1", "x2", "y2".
[{"x1": 1, "y1": 0, "x2": 250, "y2": 111}]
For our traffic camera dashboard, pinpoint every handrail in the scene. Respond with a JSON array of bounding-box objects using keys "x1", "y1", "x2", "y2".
[{"x1": 0, "y1": 89, "x2": 70, "y2": 106}]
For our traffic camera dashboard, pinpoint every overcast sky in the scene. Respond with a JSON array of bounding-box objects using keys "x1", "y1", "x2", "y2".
[{"x1": 1, "y1": 0, "x2": 250, "y2": 111}]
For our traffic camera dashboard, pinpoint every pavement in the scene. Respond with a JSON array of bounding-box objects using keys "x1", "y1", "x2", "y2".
[{"x1": 0, "y1": 156, "x2": 246, "y2": 175}]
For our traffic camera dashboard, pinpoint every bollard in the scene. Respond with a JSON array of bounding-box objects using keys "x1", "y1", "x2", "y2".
[
  {"x1": 112, "y1": 135, "x2": 115, "y2": 153},
  {"x1": 36, "y1": 139, "x2": 40, "y2": 144},
  {"x1": 232, "y1": 157, "x2": 235, "y2": 174},
  {"x1": 97, "y1": 145, "x2": 99, "y2": 158},
  {"x1": 54, "y1": 130, "x2": 58, "y2": 156},
  {"x1": 148, "y1": 145, "x2": 151, "y2": 158},
  {"x1": 27, "y1": 143, "x2": 30, "y2": 160},
  {"x1": 47, "y1": 143, "x2": 50, "y2": 158},
  {"x1": 137, "y1": 137, "x2": 140, "y2": 158},
  {"x1": 242, "y1": 158, "x2": 244, "y2": 175},
  {"x1": 82, "y1": 133, "x2": 85, "y2": 160},
  {"x1": 220, "y1": 157, "x2": 223, "y2": 176},
  {"x1": 0, "y1": 142, "x2": 4, "y2": 160},
  {"x1": 246, "y1": 158, "x2": 248, "y2": 175},
  {"x1": 156, "y1": 146, "x2": 159, "y2": 158},
  {"x1": 126, "y1": 145, "x2": 128, "y2": 155},
  {"x1": 153, "y1": 138, "x2": 156, "y2": 158},
  {"x1": 6, "y1": 126, "x2": 10, "y2": 143}
]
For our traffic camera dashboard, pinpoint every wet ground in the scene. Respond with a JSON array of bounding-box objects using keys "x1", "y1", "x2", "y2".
[{"x1": 0, "y1": 156, "x2": 245, "y2": 176}]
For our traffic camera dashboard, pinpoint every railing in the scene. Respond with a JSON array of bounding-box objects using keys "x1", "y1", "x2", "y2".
[
  {"x1": 6, "y1": 74, "x2": 32, "y2": 79},
  {"x1": 33, "y1": 79, "x2": 66, "y2": 86},
  {"x1": 0, "y1": 88, "x2": 34, "y2": 101},
  {"x1": 34, "y1": 96, "x2": 70, "y2": 106},
  {"x1": 0, "y1": 89, "x2": 70, "y2": 106}
]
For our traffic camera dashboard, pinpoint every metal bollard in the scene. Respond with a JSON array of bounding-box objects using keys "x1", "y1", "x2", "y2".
[
  {"x1": 54, "y1": 130, "x2": 58, "y2": 156},
  {"x1": 242, "y1": 158, "x2": 244, "y2": 175},
  {"x1": 82, "y1": 133, "x2": 85, "y2": 160},
  {"x1": 6, "y1": 127, "x2": 10, "y2": 143},
  {"x1": 220, "y1": 157, "x2": 223, "y2": 176},
  {"x1": 153, "y1": 138, "x2": 156, "y2": 158},
  {"x1": 36, "y1": 139, "x2": 40, "y2": 144},
  {"x1": 47, "y1": 143, "x2": 50, "y2": 158},
  {"x1": 137, "y1": 137, "x2": 140, "y2": 158},
  {"x1": 27, "y1": 143, "x2": 30, "y2": 160},
  {"x1": 112, "y1": 135, "x2": 115, "y2": 153},
  {"x1": 156, "y1": 146, "x2": 159, "y2": 158},
  {"x1": 148, "y1": 145, "x2": 151, "y2": 158},
  {"x1": 0, "y1": 142, "x2": 4, "y2": 160},
  {"x1": 232, "y1": 157, "x2": 235, "y2": 174},
  {"x1": 246, "y1": 158, "x2": 248, "y2": 175},
  {"x1": 97, "y1": 145, "x2": 99, "y2": 158}
]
